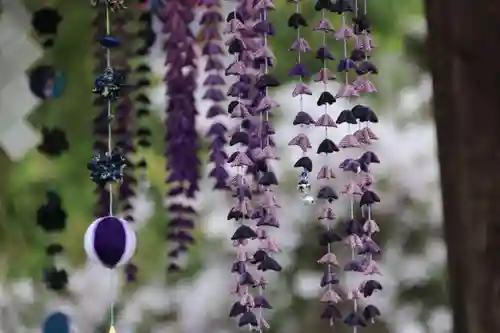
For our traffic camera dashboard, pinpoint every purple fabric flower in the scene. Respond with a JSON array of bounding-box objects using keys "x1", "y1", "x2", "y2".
[
  {"x1": 160, "y1": 0, "x2": 200, "y2": 271},
  {"x1": 199, "y1": 0, "x2": 230, "y2": 191}
]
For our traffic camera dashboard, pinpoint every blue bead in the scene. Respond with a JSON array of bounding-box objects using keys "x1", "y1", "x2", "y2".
[
  {"x1": 52, "y1": 71, "x2": 65, "y2": 98},
  {"x1": 100, "y1": 35, "x2": 121, "y2": 48},
  {"x1": 42, "y1": 312, "x2": 70, "y2": 333}
]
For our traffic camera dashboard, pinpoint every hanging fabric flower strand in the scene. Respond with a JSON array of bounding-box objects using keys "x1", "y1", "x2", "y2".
[
  {"x1": 251, "y1": 0, "x2": 282, "y2": 330},
  {"x1": 198, "y1": 0, "x2": 230, "y2": 191},
  {"x1": 312, "y1": 0, "x2": 342, "y2": 326},
  {"x1": 87, "y1": 2, "x2": 137, "y2": 333},
  {"x1": 287, "y1": 0, "x2": 316, "y2": 205},
  {"x1": 160, "y1": 0, "x2": 201, "y2": 272},
  {"x1": 350, "y1": 0, "x2": 382, "y2": 326}
]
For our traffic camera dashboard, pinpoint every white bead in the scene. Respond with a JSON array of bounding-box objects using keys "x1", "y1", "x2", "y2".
[{"x1": 301, "y1": 195, "x2": 315, "y2": 204}]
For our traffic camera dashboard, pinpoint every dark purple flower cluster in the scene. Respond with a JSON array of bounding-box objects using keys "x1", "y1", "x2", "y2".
[
  {"x1": 160, "y1": 0, "x2": 200, "y2": 272},
  {"x1": 198, "y1": 0, "x2": 230, "y2": 191},
  {"x1": 224, "y1": 0, "x2": 281, "y2": 330}
]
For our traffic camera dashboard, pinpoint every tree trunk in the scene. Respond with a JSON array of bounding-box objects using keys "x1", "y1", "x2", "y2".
[{"x1": 425, "y1": 1, "x2": 500, "y2": 333}]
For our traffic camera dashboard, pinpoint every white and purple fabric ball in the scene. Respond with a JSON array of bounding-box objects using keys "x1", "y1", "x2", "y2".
[{"x1": 84, "y1": 216, "x2": 136, "y2": 268}]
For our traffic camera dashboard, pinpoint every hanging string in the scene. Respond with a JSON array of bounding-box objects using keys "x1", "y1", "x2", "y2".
[
  {"x1": 333, "y1": 0, "x2": 382, "y2": 327},
  {"x1": 105, "y1": 4, "x2": 114, "y2": 217},
  {"x1": 340, "y1": 5, "x2": 357, "y2": 333},
  {"x1": 90, "y1": 3, "x2": 130, "y2": 330},
  {"x1": 104, "y1": 3, "x2": 115, "y2": 331}
]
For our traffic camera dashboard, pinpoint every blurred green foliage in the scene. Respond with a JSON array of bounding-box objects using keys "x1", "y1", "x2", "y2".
[{"x1": 269, "y1": 0, "x2": 423, "y2": 82}]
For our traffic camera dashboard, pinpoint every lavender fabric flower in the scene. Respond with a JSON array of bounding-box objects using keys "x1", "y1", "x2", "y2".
[{"x1": 160, "y1": 0, "x2": 200, "y2": 271}]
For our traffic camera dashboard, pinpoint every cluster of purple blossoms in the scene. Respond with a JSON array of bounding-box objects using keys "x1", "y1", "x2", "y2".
[
  {"x1": 223, "y1": 0, "x2": 282, "y2": 330},
  {"x1": 155, "y1": 0, "x2": 384, "y2": 328},
  {"x1": 159, "y1": 0, "x2": 201, "y2": 272},
  {"x1": 198, "y1": 0, "x2": 231, "y2": 191},
  {"x1": 287, "y1": 0, "x2": 383, "y2": 328}
]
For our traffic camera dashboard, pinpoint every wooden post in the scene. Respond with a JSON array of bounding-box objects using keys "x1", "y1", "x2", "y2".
[{"x1": 425, "y1": 0, "x2": 500, "y2": 332}]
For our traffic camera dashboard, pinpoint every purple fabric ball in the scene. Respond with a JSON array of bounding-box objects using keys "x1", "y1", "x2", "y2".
[{"x1": 84, "y1": 216, "x2": 137, "y2": 268}]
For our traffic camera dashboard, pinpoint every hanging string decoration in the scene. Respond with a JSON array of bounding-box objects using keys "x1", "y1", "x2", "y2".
[
  {"x1": 287, "y1": 0, "x2": 314, "y2": 204},
  {"x1": 310, "y1": 0, "x2": 342, "y2": 326},
  {"x1": 224, "y1": 0, "x2": 258, "y2": 328},
  {"x1": 251, "y1": 0, "x2": 282, "y2": 331},
  {"x1": 224, "y1": 0, "x2": 281, "y2": 329},
  {"x1": 198, "y1": 0, "x2": 230, "y2": 191},
  {"x1": 37, "y1": 190, "x2": 69, "y2": 292},
  {"x1": 88, "y1": 2, "x2": 137, "y2": 332},
  {"x1": 335, "y1": 0, "x2": 365, "y2": 328},
  {"x1": 341, "y1": 0, "x2": 382, "y2": 327},
  {"x1": 159, "y1": 0, "x2": 200, "y2": 272},
  {"x1": 234, "y1": 0, "x2": 259, "y2": 184}
]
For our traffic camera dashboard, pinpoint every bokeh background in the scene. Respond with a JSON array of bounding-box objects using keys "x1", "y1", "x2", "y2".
[{"x1": 0, "y1": 0, "x2": 451, "y2": 332}]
